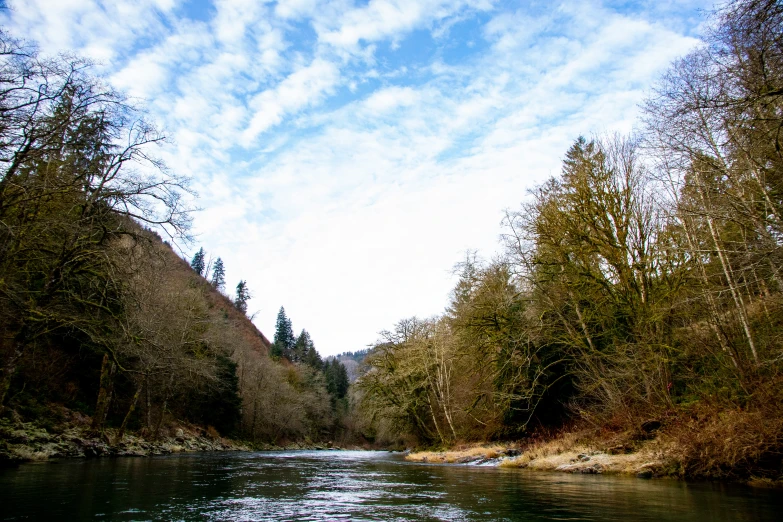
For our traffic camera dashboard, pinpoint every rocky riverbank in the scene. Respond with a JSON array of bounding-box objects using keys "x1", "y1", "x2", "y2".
[
  {"x1": 0, "y1": 407, "x2": 362, "y2": 465},
  {"x1": 0, "y1": 409, "x2": 250, "y2": 464}
]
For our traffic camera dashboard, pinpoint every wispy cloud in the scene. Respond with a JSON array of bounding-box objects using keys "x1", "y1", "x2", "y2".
[{"x1": 3, "y1": 0, "x2": 712, "y2": 354}]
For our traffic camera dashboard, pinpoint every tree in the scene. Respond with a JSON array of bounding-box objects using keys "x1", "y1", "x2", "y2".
[
  {"x1": 294, "y1": 329, "x2": 312, "y2": 363},
  {"x1": 303, "y1": 340, "x2": 324, "y2": 371},
  {"x1": 325, "y1": 359, "x2": 349, "y2": 400},
  {"x1": 0, "y1": 30, "x2": 193, "y2": 412},
  {"x1": 503, "y1": 135, "x2": 677, "y2": 424},
  {"x1": 190, "y1": 248, "x2": 206, "y2": 276},
  {"x1": 234, "y1": 280, "x2": 250, "y2": 314},
  {"x1": 642, "y1": 0, "x2": 783, "y2": 375},
  {"x1": 272, "y1": 306, "x2": 295, "y2": 359},
  {"x1": 211, "y1": 258, "x2": 225, "y2": 291}
]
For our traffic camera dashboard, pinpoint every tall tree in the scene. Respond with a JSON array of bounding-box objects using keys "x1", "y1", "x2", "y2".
[
  {"x1": 190, "y1": 247, "x2": 206, "y2": 276},
  {"x1": 211, "y1": 257, "x2": 226, "y2": 291},
  {"x1": 294, "y1": 329, "x2": 312, "y2": 363},
  {"x1": 272, "y1": 306, "x2": 295, "y2": 359},
  {"x1": 303, "y1": 340, "x2": 324, "y2": 370},
  {"x1": 325, "y1": 359, "x2": 349, "y2": 400},
  {"x1": 234, "y1": 280, "x2": 250, "y2": 314}
]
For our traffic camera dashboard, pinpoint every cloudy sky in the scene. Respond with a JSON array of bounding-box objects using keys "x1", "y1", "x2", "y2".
[{"x1": 3, "y1": 0, "x2": 711, "y2": 355}]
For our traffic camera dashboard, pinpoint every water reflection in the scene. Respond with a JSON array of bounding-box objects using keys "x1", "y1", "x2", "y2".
[{"x1": 1, "y1": 450, "x2": 781, "y2": 521}]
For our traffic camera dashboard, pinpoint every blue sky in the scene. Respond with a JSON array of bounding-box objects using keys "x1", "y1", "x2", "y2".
[{"x1": 4, "y1": 0, "x2": 712, "y2": 354}]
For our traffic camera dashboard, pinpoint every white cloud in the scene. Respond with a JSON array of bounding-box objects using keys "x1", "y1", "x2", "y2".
[
  {"x1": 3, "y1": 0, "x2": 710, "y2": 355},
  {"x1": 242, "y1": 58, "x2": 341, "y2": 143},
  {"x1": 317, "y1": 0, "x2": 492, "y2": 50}
]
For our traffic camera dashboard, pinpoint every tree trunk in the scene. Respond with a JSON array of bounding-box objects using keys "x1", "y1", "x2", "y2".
[
  {"x1": 154, "y1": 373, "x2": 175, "y2": 438},
  {"x1": 681, "y1": 214, "x2": 742, "y2": 371},
  {"x1": 91, "y1": 354, "x2": 117, "y2": 433},
  {"x1": 114, "y1": 380, "x2": 143, "y2": 445},
  {"x1": 145, "y1": 375, "x2": 151, "y2": 430},
  {"x1": 704, "y1": 211, "x2": 759, "y2": 365},
  {"x1": 0, "y1": 342, "x2": 23, "y2": 415}
]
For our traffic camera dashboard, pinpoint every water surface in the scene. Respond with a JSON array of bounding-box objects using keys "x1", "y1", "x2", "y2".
[{"x1": 1, "y1": 450, "x2": 780, "y2": 521}]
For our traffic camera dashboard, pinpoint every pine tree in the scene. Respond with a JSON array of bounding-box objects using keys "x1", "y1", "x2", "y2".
[
  {"x1": 234, "y1": 280, "x2": 250, "y2": 314},
  {"x1": 190, "y1": 247, "x2": 206, "y2": 276},
  {"x1": 211, "y1": 257, "x2": 225, "y2": 290},
  {"x1": 325, "y1": 359, "x2": 349, "y2": 400},
  {"x1": 303, "y1": 341, "x2": 323, "y2": 371},
  {"x1": 272, "y1": 306, "x2": 295, "y2": 359},
  {"x1": 293, "y1": 329, "x2": 312, "y2": 363}
]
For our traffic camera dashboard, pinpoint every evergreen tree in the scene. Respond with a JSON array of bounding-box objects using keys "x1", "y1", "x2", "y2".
[
  {"x1": 211, "y1": 257, "x2": 226, "y2": 290},
  {"x1": 325, "y1": 359, "x2": 349, "y2": 400},
  {"x1": 272, "y1": 306, "x2": 296, "y2": 359},
  {"x1": 190, "y1": 247, "x2": 206, "y2": 276},
  {"x1": 193, "y1": 355, "x2": 242, "y2": 436},
  {"x1": 293, "y1": 329, "x2": 312, "y2": 363},
  {"x1": 303, "y1": 341, "x2": 323, "y2": 371},
  {"x1": 234, "y1": 280, "x2": 250, "y2": 314}
]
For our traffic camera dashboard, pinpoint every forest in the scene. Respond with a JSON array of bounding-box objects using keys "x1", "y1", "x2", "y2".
[
  {"x1": 0, "y1": 26, "x2": 351, "y2": 452},
  {"x1": 354, "y1": 0, "x2": 783, "y2": 479}
]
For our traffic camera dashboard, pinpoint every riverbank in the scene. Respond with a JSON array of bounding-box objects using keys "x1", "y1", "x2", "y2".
[
  {"x1": 405, "y1": 429, "x2": 782, "y2": 487},
  {"x1": 0, "y1": 405, "x2": 363, "y2": 465},
  {"x1": 0, "y1": 410, "x2": 249, "y2": 464},
  {"x1": 406, "y1": 433, "x2": 669, "y2": 477}
]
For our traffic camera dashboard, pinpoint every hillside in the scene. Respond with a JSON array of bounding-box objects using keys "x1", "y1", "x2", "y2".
[{"x1": 0, "y1": 33, "x2": 351, "y2": 460}]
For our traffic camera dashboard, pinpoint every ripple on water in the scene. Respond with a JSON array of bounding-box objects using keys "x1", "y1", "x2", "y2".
[{"x1": 1, "y1": 451, "x2": 782, "y2": 521}]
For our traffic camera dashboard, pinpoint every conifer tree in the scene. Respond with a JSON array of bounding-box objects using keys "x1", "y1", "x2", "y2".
[
  {"x1": 234, "y1": 280, "x2": 250, "y2": 314},
  {"x1": 303, "y1": 342, "x2": 323, "y2": 370},
  {"x1": 293, "y1": 329, "x2": 312, "y2": 363},
  {"x1": 211, "y1": 257, "x2": 226, "y2": 290},
  {"x1": 325, "y1": 359, "x2": 349, "y2": 400},
  {"x1": 272, "y1": 306, "x2": 296, "y2": 359},
  {"x1": 190, "y1": 247, "x2": 206, "y2": 276}
]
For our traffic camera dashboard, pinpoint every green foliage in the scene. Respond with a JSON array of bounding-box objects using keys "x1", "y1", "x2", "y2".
[
  {"x1": 190, "y1": 248, "x2": 206, "y2": 276},
  {"x1": 189, "y1": 355, "x2": 242, "y2": 436},
  {"x1": 293, "y1": 329, "x2": 312, "y2": 363},
  {"x1": 234, "y1": 280, "x2": 250, "y2": 315},
  {"x1": 272, "y1": 306, "x2": 296, "y2": 360},
  {"x1": 210, "y1": 258, "x2": 226, "y2": 291},
  {"x1": 303, "y1": 342, "x2": 324, "y2": 370},
  {"x1": 325, "y1": 359, "x2": 349, "y2": 400}
]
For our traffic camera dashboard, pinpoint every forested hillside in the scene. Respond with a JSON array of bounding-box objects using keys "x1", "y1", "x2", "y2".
[
  {"x1": 0, "y1": 28, "x2": 349, "y2": 451},
  {"x1": 357, "y1": 0, "x2": 783, "y2": 480}
]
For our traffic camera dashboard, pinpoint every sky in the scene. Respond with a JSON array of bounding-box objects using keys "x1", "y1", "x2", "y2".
[{"x1": 3, "y1": 0, "x2": 713, "y2": 355}]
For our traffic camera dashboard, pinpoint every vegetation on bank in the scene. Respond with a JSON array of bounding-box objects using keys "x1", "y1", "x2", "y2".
[
  {"x1": 355, "y1": 0, "x2": 783, "y2": 482},
  {"x1": 0, "y1": 27, "x2": 354, "y2": 460}
]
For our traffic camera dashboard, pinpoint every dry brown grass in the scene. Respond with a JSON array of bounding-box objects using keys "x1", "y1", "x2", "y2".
[
  {"x1": 406, "y1": 444, "x2": 509, "y2": 463},
  {"x1": 499, "y1": 431, "x2": 586, "y2": 468},
  {"x1": 662, "y1": 403, "x2": 783, "y2": 480},
  {"x1": 498, "y1": 430, "x2": 668, "y2": 475}
]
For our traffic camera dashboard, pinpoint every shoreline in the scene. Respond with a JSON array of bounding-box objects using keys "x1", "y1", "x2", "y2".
[
  {"x1": 0, "y1": 418, "x2": 249, "y2": 464},
  {"x1": 404, "y1": 433, "x2": 782, "y2": 488},
  {"x1": 5, "y1": 415, "x2": 780, "y2": 490},
  {"x1": 0, "y1": 414, "x2": 360, "y2": 465},
  {"x1": 406, "y1": 443, "x2": 665, "y2": 478}
]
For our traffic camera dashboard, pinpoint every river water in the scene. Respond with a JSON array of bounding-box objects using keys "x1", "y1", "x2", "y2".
[{"x1": 1, "y1": 450, "x2": 781, "y2": 521}]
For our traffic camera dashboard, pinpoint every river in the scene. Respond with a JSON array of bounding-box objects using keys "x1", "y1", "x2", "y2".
[{"x1": 1, "y1": 450, "x2": 780, "y2": 521}]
